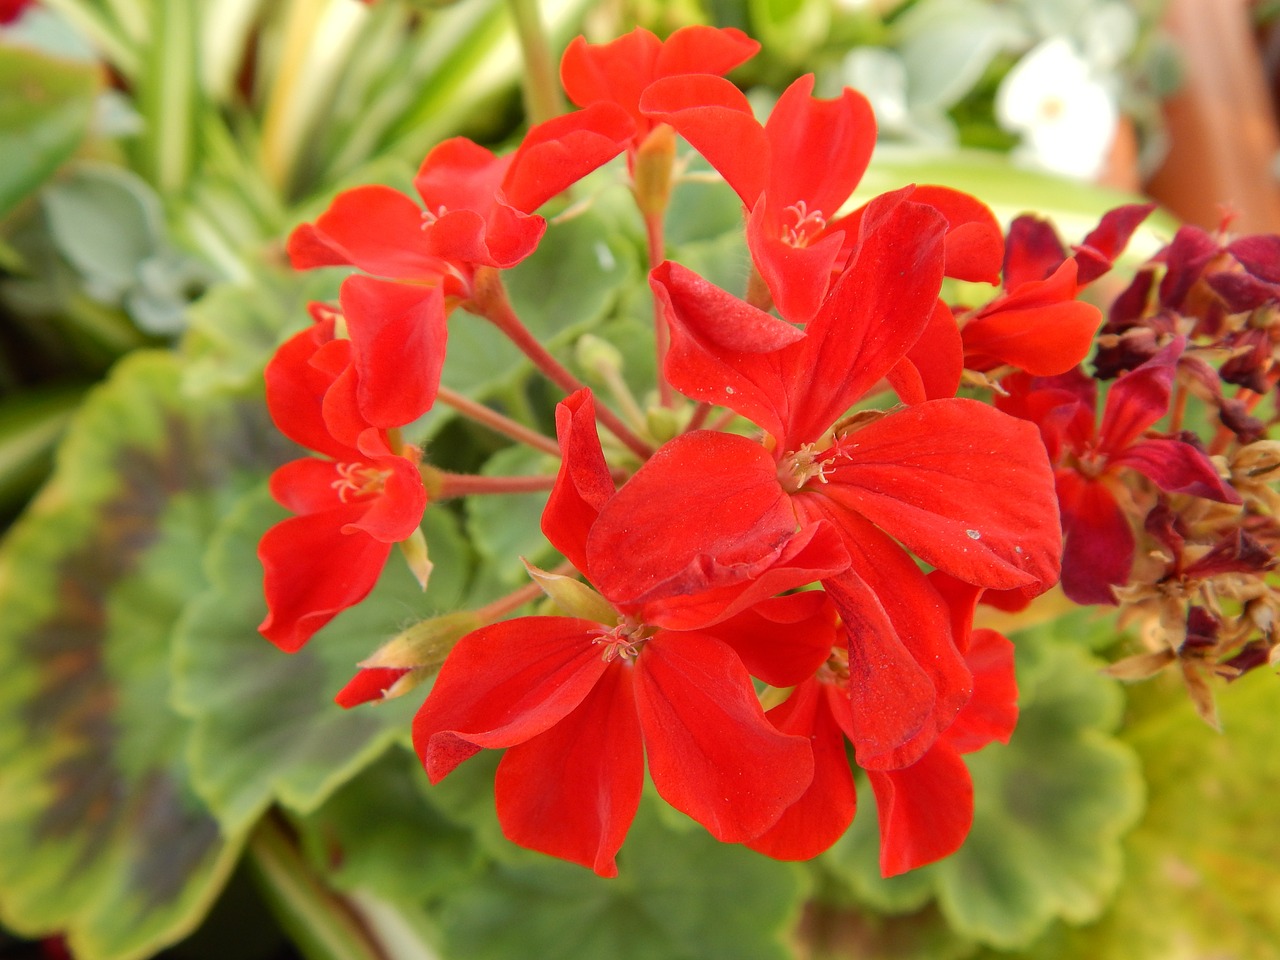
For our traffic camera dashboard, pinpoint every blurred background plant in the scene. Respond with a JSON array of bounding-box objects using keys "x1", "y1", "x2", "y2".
[{"x1": 2, "y1": 1, "x2": 1279, "y2": 959}]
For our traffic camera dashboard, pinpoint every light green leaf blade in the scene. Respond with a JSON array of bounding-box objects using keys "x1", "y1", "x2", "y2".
[
  {"x1": 172, "y1": 488, "x2": 472, "y2": 834},
  {"x1": 0, "y1": 43, "x2": 98, "y2": 220}
]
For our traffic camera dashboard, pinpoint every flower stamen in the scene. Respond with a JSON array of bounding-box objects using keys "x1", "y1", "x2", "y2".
[
  {"x1": 332, "y1": 461, "x2": 392, "y2": 502},
  {"x1": 780, "y1": 200, "x2": 827, "y2": 248}
]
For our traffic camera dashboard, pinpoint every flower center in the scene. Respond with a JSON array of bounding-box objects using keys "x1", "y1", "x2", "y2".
[
  {"x1": 777, "y1": 434, "x2": 857, "y2": 493},
  {"x1": 331, "y1": 461, "x2": 391, "y2": 502},
  {"x1": 419, "y1": 205, "x2": 448, "y2": 229},
  {"x1": 593, "y1": 618, "x2": 651, "y2": 663},
  {"x1": 780, "y1": 200, "x2": 827, "y2": 248}
]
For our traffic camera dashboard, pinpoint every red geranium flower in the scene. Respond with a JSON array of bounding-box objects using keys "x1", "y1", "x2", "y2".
[
  {"x1": 413, "y1": 391, "x2": 848, "y2": 876},
  {"x1": 748, "y1": 573, "x2": 1018, "y2": 875},
  {"x1": 258, "y1": 314, "x2": 427, "y2": 652},
  {"x1": 637, "y1": 193, "x2": 1059, "y2": 767}
]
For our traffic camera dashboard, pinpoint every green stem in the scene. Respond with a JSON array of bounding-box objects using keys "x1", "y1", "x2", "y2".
[
  {"x1": 506, "y1": 0, "x2": 565, "y2": 125},
  {"x1": 247, "y1": 812, "x2": 389, "y2": 960}
]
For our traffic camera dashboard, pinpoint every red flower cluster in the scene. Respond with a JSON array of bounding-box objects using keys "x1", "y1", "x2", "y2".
[{"x1": 260, "y1": 25, "x2": 1108, "y2": 878}]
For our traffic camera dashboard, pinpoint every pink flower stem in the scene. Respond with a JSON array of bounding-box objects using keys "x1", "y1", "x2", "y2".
[
  {"x1": 432, "y1": 471, "x2": 559, "y2": 499},
  {"x1": 436, "y1": 384, "x2": 562, "y2": 457},
  {"x1": 470, "y1": 268, "x2": 654, "y2": 459}
]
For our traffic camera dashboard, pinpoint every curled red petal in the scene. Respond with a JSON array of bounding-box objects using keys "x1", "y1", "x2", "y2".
[
  {"x1": 495, "y1": 662, "x2": 642, "y2": 877},
  {"x1": 963, "y1": 260, "x2": 1102, "y2": 376},
  {"x1": 942, "y1": 628, "x2": 1018, "y2": 752},
  {"x1": 634, "y1": 631, "x2": 814, "y2": 843},
  {"x1": 888, "y1": 298, "x2": 963, "y2": 403},
  {"x1": 692, "y1": 588, "x2": 840, "y2": 687},
  {"x1": 586, "y1": 431, "x2": 796, "y2": 608},
  {"x1": 1096, "y1": 336, "x2": 1183, "y2": 456},
  {"x1": 867, "y1": 741, "x2": 973, "y2": 877},
  {"x1": 1113, "y1": 438, "x2": 1240, "y2": 503},
  {"x1": 543, "y1": 389, "x2": 614, "y2": 571},
  {"x1": 502, "y1": 102, "x2": 635, "y2": 213},
  {"x1": 258, "y1": 510, "x2": 392, "y2": 652},
  {"x1": 335, "y1": 666, "x2": 412, "y2": 708},
  {"x1": 412, "y1": 617, "x2": 609, "y2": 782},
  {"x1": 639, "y1": 74, "x2": 770, "y2": 206},
  {"x1": 339, "y1": 276, "x2": 446, "y2": 429},
  {"x1": 903, "y1": 185, "x2": 1003, "y2": 285}
]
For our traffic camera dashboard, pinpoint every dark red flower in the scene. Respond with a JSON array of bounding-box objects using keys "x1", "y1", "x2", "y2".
[
  {"x1": 1000, "y1": 338, "x2": 1241, "y2": 604},
  {"x1": 413, "y1": 391, "x2": 847, "y2": 876}
]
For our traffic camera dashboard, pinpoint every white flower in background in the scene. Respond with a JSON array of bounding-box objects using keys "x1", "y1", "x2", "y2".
[{"x1": 995, "y1": 36, "x2": 1119, "y2": 180}]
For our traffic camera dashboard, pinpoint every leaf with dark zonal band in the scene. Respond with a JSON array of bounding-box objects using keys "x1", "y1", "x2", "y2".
[{"x1": 0, "y1": 351, "x2": 295, "y2": 960}]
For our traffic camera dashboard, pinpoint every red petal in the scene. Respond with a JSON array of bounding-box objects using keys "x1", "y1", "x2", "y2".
[
  {"x1": 339, "y1": 276, "x2": 446, "y2": 428},
  {"x1": 1073, "y1": 203, "x2": 1156, "y2": 285},
  {"x1": 412, "y1": 617, "x2": 609, "y2": 782},
  {"x1": 963, "y1": 260, "x2": 1102, "y2": 376},
  {"x1": 502, "y1": 102, "x2": 634, "y2": 213},
  {"x1": 784, "y1": 195, "x2": 947, "y2": 445},
  {"x1": 586, "y1": 431, "x2": 795, "y2": 608},
  {"x1": 653, "y1": 260, "x2": 801, "y2": 442},
  {"x1": 287, "y1": 185, "x2": 450, "y2": 279},
  {"x1": 762, "y1": 76, "x2": 875, "y2": 232},
  {"x1": 342, "y1": 454, "x2": 426, "y2": 543},
  {"x1": 543, "y1": 389, "x2": 615, "y2": 571},
  {"x1": 888, "y1": 298, "x2": 963, "y2": 402},
  {"x1": 264, "y1": 323, "x2": 352, "y2": 460},
  {"x1": 942, "y1": 628, "x2": 1018, "y2": 752},
  {"x1": 634, "y1": 631, "x2": 814, "y2": 842},
  {"x1": 747, "y1": 679, "x2": 857, "y2": 860},
  {"x1": 823, "y1": 399, "x2": 1062, "y2": 591},
  {"x1": 638, "y1": 74, "x2": 770, "y2": 206},
  {"x1": 414, "y1": 138, "x2": 508, "y2": 220},
  {"x1": 800, "y1": 501, "x2": 971, "y2": 768},
  {"x1": 1114, "y1": 438, "x2": 1240, "y2": 503},
  {"x1": 1056, "y1": 470, "x2": 1132, "y2": 606},
  {"x1": 1097, "y1": 337, "x2": 1182, "y2": 455},
  {"x1": 335, "y1": 666, "x2": 412, "y2": 708},
  {"x1": 561, "y1": 28, "x2": 662, "y2": 121},
  {"x1": 694, "y1": 590, "x2": 839, "y2": 687},
  {"x1": 904, "y1": 185, "x2": 1003, "y2": 285},
  {"x1": 747, "y1": 203, "x2": 847, "y2": 324},
  {"x1": 653, "y1": 25, "x2": 759, "y2": 79},
  {"x1": 268, "y1": 457, "x2": 346, "y2": 515},
  {"x1": 635, "y1": 520, "x2": 849, "y2": 634},
  {"x1": 258, "y1": 511, "x2": 391, "y2": 652},
  {"x1": 495, "y1": 662, "x2": 642, "y2": 877},
  {"x1": 867, "y1": 741, "x2": 973, "y2": 877},
  {"x1": 1002, "y1": 215, "x2": 1067, "y2": 288}
]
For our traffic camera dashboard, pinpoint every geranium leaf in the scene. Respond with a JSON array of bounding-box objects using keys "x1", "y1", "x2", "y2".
[
  {"x1": 823, "y1": 624, "x2": 1144, "y2": 950},
  {"x1": 172, "y1": 487, "x2": 472, "y2": 833},
  {"x1": 293, "y1": 745, "x2": 479, "y2": 902},
  {"x1": 0, "y1": 352, "x2": 292, "y2": 959},
  {"x1": 1017, "y1": 671, "x2": 1280, "y2": 960},
  {"x1": 437, "y1": 798, "x2": 806, "y2": 960}
]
